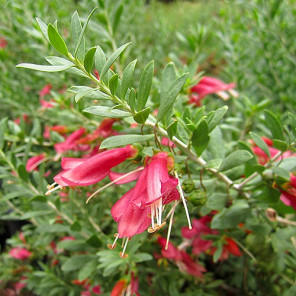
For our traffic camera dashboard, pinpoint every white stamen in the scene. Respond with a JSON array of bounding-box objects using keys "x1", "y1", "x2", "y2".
[
  {"x1": 165, "y1": 200, "x2": 177, "y2": 250},
  {"x1": 47, "y1": 182, "x2": 56, "y2": 190},
  {"x1": 151, "y1": 204, "x2": 155, "y2": 229},
  {"x1": 121, "y1": 237, "x2": 129, "y2": 258},
  {"x1": 216, "y1": 90, "x2": 230, "y2": 101},
  {"x1": 45, "y1": 184, "x2": 62, "y2": 196},
  {"x1": 86, "y1": 167, "x2": 144, "y2": 204},
  {"x1": 174, "y1": 171, "x2": 192, "y2": 229},
  {"x1": 158, "y1": 200, "x2": 162, "y2": 226},
  {"x1": 112, "y1": 233, "x2": 119, "y2": 248}
]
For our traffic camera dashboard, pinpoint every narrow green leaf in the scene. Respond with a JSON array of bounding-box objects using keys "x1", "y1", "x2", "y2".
[
  {"x1": 161, "y1": 62, "x2": 177, "y2": 99},
  {"x1": 84, "y1": 47, "x2": 97, "y2": 73},
  {"x1": 213, "y1": 242, "x2": 223, "y2": 262},
  {"x1": 74, "y1": 88, "x2": 97, "y2": 102},
  {"x1": 74, "y1": 7, "x2": 97, "y2": 58},
  {"x1": 100, "y1": 134, "x2": 154, "y2": 149},
  {"x1": 71, "y1": 11, "x2": 85, "y2": 61},
  {"x1": 128, "y1": 88, "x2": 136, "y2": 111},
  {"x1": 191, "y1": 120, "x2": 210, "y2": 156},
  {"x1": 35, "y1": 18, "x2": 49, "y2": 41},
  {"x1": 219, "y1": 150, "x2": 253, "y2": 172},
  {"x1": 69, "y1": 86, "x2": 110, "y2": 100},
  {"x1": 109, "y1": 74, "x2": 119, "y2": 95},
  {"x1": 207, "y1": 106, "x2": 228, "y2": 132},
  {"x1": 46, "y1": 56, "x2": 74, "y2": 67},
  {"x1": 62, "y1": 255, "x2": 95, "y2": 272},
  {"x1": 273, "y1": 140, "x2": 288, "y2": 152},
  {"x1": 133, "y1": 107, "x2": 151, "y2": 124},
  {"x1": 112, "y1": 4, "x2": 124, "y2": 33},
  {"x1": 100, "y1": 42, "x2": 131, "y2": 78},
  {"x1": 288, "y1": 112, "x2": 296, "y2": 137},
  {"x1": 167, "y1": 121, "x2": 178, "y2": 139},
  {"x1": 16, "y1": 63, "x2": 73, "y2": 72},
  {"x1": 264, "y1": 110, "x2": 284, "y2": 141},
  {"x1": 137, "y1": 60, "x2": 154, "y2": 110},
  {"x1": 47, "y1": 24, "x2": 68, "y2": 56},
  {"x1": 157, "y1": 73, "x2": 188, "y2": 122},
  {"x1": 211, "y1": 200, "x2": 250, "y2": 229},
  {"x1": 78, "y1": 261, "x2": 97, "y2": 281},
  {"x1": 17, "y1": 164, "x2": 29, "y2": 182},
  {"x1": 272, "y1": 167, "x2": 290, "y2": 180},
  {"x1": 121, "y1": 59, "x2": 137, "y2": 98},
  {"x1": 250, "y1": 132, "x2": 270, "y2": 158},
  {"x1": 94, "y1": 46, "x2": 106, "y2": 75},
  {"x1": 83, "y1": 106, "x2": 131, "y2": 118}
]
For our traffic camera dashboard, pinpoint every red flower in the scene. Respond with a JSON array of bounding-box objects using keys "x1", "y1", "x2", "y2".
[
  {"x1": 211, "y1": 237, "x2": 242, "y2": 261},
  {"x1": 51, "y1": 145, "x2": 137, "y2": 188},
  {"x1": 26, "y1": 153, "x2": 46, "y2": 172},
  {"x1": 161, "y1": 137, "x2": 176, "y2": 148},
  {"x1": 40, "y1": 98, "x2": 55, "y2": 108},
  {"x1": 111, "y1": 152, "x2": 179, "y2": 238},
  {"x1": 158, "y1": 237, "x2": 206, "y2": 277},
  {"x1": 0, "y1": 37, "x2": 8, "y2": 49},
  {"x1": 76, "y1": 119, "x2": 118, "y2": 145},
  {"x1": 111, "y1": 280, "x2": 126, "y2": 296},
  {"x1": 39, "y1": 84, "x2": 52, "y2": 98},
  {"x1": 9, "y1": 247, "x2": 32, "y2": 260},
  {"x1": 190, "y1": 76, "x2": 238, "y2": 106},
  {"x1": 251, "y1": 137, "x2": 296, "y2": 165},
  {"x1": 50, "y1": 125, "x2": 69, "y2": 134},
  {"x1": 54, "y1": 127, "x2": 87, "y2": 154},
  {"x1": 280, "y1": 174, "x2": 296, "y2": 210}
]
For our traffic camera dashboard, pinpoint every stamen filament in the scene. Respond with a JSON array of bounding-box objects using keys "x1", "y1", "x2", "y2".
[
  {"x1": 151, "y1": 204, "x2": 155, "y2": 229},
  {"x1": 174, "y1": 171, "x2": 192, "y2": 229},
  {"x1": 45, "y1": 185, "x2": 63, "y2": 196},
  {"x1": 120, "y1": 237, "x2": 129, "y2": 258},
  {"x1": 86, "y1": 167, "x2": 144, "y2": 204},
  {"x1": 165, "y1": 201, "x2": 177, "y2": 250},
  {"x1": 158, "y1": 200, "x2": 162, "y2": 226}
]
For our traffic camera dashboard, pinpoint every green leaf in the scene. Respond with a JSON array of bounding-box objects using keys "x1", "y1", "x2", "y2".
[
  {"x1": 109, "y1": 74, "x2": 119, "y2": 95},
  {"x1": 273, "y1": 140, "x2": 288, "y2": 152},
  {"x1": 272, "y1": 167, "x2": 290, "y2": 180},
  {"x1": 36, "y1": 18, "x2": 49, "y2": 41},
  {"x1": 100, "y1": 134, "x2": 154, "y2": 149},
  {"x1": 83, "y1": 106, "x2": 131, "y2": 118},
  {"x1": 157, "y1": 73, "x2": 188, "y2": 122},
  {"x1": 94, "y1": 46, "x2": 106, "y2": 75},
  {"x1": 207, "y1": 106, "x2": 228, "y2": 132},
  {"x1": 219, "y1": 150, "x2": 253, "y2": 172},
  {"x1": 133, "y1": 253, "x2": 153, "y2": 263},
  {"x1": 288, "y1": 112, "x2": 296, "y2": 137},
  {"x1": 191, "y1": 120, "x2": 210, "y2": 156},
  {"x1": 16, "y1": 63, "x2": 73, "y2": 72},
  {"x1": 84, "y1": 47, "x2": 97, "y2": 73},
  {"x1": 74, "y1": 7, "x2": 97, "y2": 58},
  {"x1": 161, "y1": 62, "x2": 177, "y2": 99},
  {"x1": 128, "y1": 88, "x2": 136, "y2": 111},
  {"x1": 137, "y1": 60, "x2": 154, "y2": 110},
  {"x1": 87, "y1": 235, "x2": 102, "y2": 247},
  {"x1": 167, "y1": 121, "x2": 178, "y2": 139},
  {"x1": 47, "y1": 24, "x2": 68, "y2": 56},
  {"x1": 78, "y1": 261, "x2": 97, "y2": 281},
  {"x1": 213, "y1": 242, "x2": 223, "y2": 262},
  {"x1": 100, "y1": 42, "x2": 131, "y2": 78},
  {"x1": 74, "y1": 87, "x2": 99, "y2": 103},
  {"x1": 61, "y1": 255, "x2": 95, "y2": 272},
  {"x1": 133, "y1": 107, "x2": 150, "y2": 124},
  {"x1": 211, "y1": 200, "x2": 250, "y2": 229},
  {"x1": 206, "y1": 193, "x2": 227, "y2": 210},
  {"x1": 69, "y1": 86, "x2": 109, "y2": 100},
  {"x1": 17, "y1": 164, "x2": 29, "y2": 182},
  {"x1": 121, "y1": 59, "x2": 137, "y2": 98},
  {"x1": 112, "y1": 4, "x2": 124, "y2": 33},
  {"x1": 70, "y1": 221, "x2": 81, "y2": 232},
  {"x1": 264, "y1": 110, "x2": 284, "y2": 141},
  {"x1": 46, "y1": 56, "x2": 74, "y2": 67},
  {"x1": 250, "y1": 132, "x2": 270, "y2": 158},
  {"x1": 71, "y1": 11, "x2": 85, "y2": 61}
]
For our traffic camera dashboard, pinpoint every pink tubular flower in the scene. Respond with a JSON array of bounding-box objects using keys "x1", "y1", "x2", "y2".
[
  {"x1": 40, "y1": 98, "x2": 55, "y2": 108},
  {"x1": 47, "y1": 146, "x2": 138, "y2": 194},
  {"x1": 26, "y1": 153, "x2": 46, "y2": 172},
  {"x1": 111, "y1": 152, "x2": 179, "y2": 240},
  {"x1": 0, "y1": 37, "x2": 8, "y2": 49},
  {"x1": 161, "y1": 137, "x2": 176, "y2": 148},
  {"x1": 9, "y1": 247, "x2": 32, "y2": 260},
  {"x1": 190, "y1": 76, "x2": 238, "y2": 106},
  {"x1": 251, "y1": 137, "x2": 296, "y2": 165},
  {"x1": 54, "y1": 127, "x2": 87, "y2": 154},
  {"x1": 111, "y1": 280, "x2": 126, "y2": 296},
  {"x1": 39, "y1": 84, "x2": 52, "y2": 98},
  {"x1": 76, "y1": 119, "x2": 118, "y2": 145},
  {"x1": 158, "y1": 237, "x2": 206, "y2": 277},
  {"x1": 279, "y1": 174, "x2": 296, "y2": 210}
]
